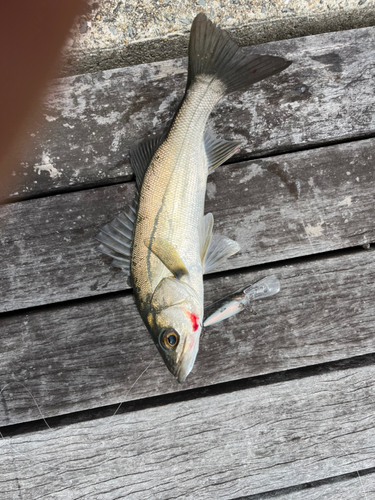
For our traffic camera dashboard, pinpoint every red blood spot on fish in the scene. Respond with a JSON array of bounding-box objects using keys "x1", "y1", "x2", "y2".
[
  {"x1": 187, "y1": 312, "x2": 199, "y2": 332},
  {"x1": 253, "y1": 69, "x2": 257, "y2": 73}
]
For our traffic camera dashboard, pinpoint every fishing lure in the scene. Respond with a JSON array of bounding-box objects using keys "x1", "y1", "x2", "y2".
[{"x1": 203, "y1": 276, "x2": 281, "y2": 327}]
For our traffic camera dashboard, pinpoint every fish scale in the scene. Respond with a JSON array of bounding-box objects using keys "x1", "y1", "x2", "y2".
[
  {"x1": 95, "y1": 13, "x2": 291, "y2": 382},
  {"x1": 133, "y1": 78, "x2": 225, "y2": 305}
]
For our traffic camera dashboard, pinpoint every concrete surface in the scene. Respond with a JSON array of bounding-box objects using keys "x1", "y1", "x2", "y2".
[{"x1": 61, "y1": 0, "x2": 375, "y2": 76}]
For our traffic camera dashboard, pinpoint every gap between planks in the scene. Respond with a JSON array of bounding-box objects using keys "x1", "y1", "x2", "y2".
[
  {"x1": 3, "y1": 131, "x2": 375, "y2": 206},
  {"x1": 4, "y1": 26, "x2": 375, "y2": 202},
  {"x1": 235, "y1": 466, "x2": 375, "y2": 500},
  {"x1": 0, "y1": 242, "x2": 365, "y2": 320},
  {"x1": 1, "y1": 361, "x2": 375, "y2": 499},
  {"x1": 1, "y1": 246, "x2": 374, "y2": 426},
  {"x1": 0, "y1": 138, "x2": 374, "y2": 313},
  {"x1": 1, "y1": 352, "x2": 375, "y2": 439}
]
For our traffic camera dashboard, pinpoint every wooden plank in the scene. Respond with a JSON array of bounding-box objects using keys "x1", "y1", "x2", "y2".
[
  {"x1": 240, "y1": 471, "x2": 375, "y2": 499},
  {"x1": 1, "y1": 248, "x2": 374, "y2": 426},
  {"x1": 2, "y1": 363, "x2": 375, "y2": 499},
  {"x1": 6, "y1": 27, "x2": 375, "y2": 201},
  {"x1": 0, "y1": 138, "x2": 374, "y2": 312}
]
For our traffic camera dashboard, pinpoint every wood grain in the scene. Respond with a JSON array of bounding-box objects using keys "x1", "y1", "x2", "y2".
[
  {"x1": 7, "y1": 27, "x2": 375, "y2": 201},
  {"x1": 1, "y1": 248, "x2": 374, "y2": 426},
  {"x1": 2, "y1": 26, "x2": 375, "y2": 500},
  {"x1": 2, "y1": 363, "x2": 375, "y2": 499},
  {"x1": 1, "y1": 138, "x2": 374, "y2": 313},
  {"x1": 239, "y1": 471, "x2": 375, "y2": 499}
]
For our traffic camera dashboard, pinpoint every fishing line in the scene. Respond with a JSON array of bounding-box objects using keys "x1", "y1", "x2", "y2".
[
  {"x1": 296, "y1": 204, "x2": 368, "y2": 498},
  {"x1": 356, "y1": 470, "x2": 368, "y2": 500},
  {"x1": 0, "y1": 429, "x2": 27, "y2": 459},
  {"x1": 1, "y1": 381, "x2": 51, "y2": 430},
  {"x1": 325, "y1": 441, "x2": 368, "y2": 499},
  {"x1": 0, "y1": 381, "x2": 51, "y2": 460},
  {"x1": 204, "y1": 282, "x2": 246, "y2": 310},
  {"x1": 297, "y1": 204, "x2": 349, "y2": 326},
  {"x1": 295, "y1": 195, "x2": 338, "y2": 296},
  {"x1": 113, "y1": 355, "x2": 157, "y2": 417},
  {"x1": 295, "y1": 199, "x2": 344, "y2": 317}
]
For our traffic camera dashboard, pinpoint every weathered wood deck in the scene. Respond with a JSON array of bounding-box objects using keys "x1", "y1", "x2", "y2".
[{"x1": 1, "y1": 27, "x2": 375, "y2": 499}]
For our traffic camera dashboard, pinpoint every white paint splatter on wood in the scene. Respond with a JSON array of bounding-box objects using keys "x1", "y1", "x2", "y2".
[
  {"x1": 94, "y1": 110, "x2": 122, "y2": 125},
  {"x1": 338, "y1": 196, "x2": 352, "y2": 207},
  {"x1": 305, "y1": 221, "x2": 324, "y2": 237},
  {"x1": 44, "y1": 115, "x2": 58, "y2": 122},
  {"x1": 239, "y1": 163, "x2": 263, "y2": 184},
  {"x1": 206, "y1": 181, "x2": 217, "y2": 200},
  {"x1": 110, "y1": 130, "x2": 125, "y2": 152},
  {"x1": 33, "y1": 152, "x2": 62, "y2": 179}
]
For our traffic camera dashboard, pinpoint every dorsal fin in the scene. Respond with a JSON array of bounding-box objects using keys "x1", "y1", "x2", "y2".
[
  {"x1": 130, "y1": 132, "x2": 168, "y2": 189},
  {"x1": 204, "y1": 130, "x2": 243, "y2": 173},
  {"x1": 203, "y1": 234, "x2": 240, "y2": 274},
  {"x1": 95, "y1": 198, "x2": 138, "y2": 274},
  {"x1": 198, "y1": 213, "x2": 214, "y2": 262}
]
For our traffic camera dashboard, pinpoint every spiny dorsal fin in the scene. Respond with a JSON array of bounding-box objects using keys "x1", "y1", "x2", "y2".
[
  {"x1": 203, "y1": 234, "x2": 240, "y2": 274},
  {"x1": 198, "y1": 213, "x2": 214, "y2": 263},
  {"x1": 130, "y1": 132, "x2": 167, "y2": 190},
  {"x1": 144, "y1": 237, "x2": 188, "y2": 279},
  {"x1": 204, "y1": 130, "x2": 243, "y2": 173},
  {"x1": 95, "y1": 198, "x2": 138, "y2": 274}
]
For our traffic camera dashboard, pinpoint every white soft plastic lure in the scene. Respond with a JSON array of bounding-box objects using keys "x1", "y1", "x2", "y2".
[{"x1": 95, "y1": 13, "x2": 291, "y2": 382}]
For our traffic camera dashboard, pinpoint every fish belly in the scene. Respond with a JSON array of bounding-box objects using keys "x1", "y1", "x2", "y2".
[{"x1": 131, "y1": 79, "x2": 224, "y2": 310}]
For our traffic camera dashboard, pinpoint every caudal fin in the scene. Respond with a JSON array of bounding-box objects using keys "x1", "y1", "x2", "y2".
[{"x1": 187, "y1": 13, "x2": 291, "y2": 93}]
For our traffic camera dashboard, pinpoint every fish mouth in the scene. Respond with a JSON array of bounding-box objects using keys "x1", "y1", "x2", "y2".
[
  {"x1": 174, "y1": 335, "x2": 200, "y2": 383},
  {"x1": 176, "y1": 364, "x2": 189, "y2": 384},
  {"x1": 174, "y1": 336, "x2": 190, "y2": 384}
]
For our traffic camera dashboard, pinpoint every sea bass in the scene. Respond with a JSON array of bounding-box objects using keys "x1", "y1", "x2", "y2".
[{"x1": 96, "y1": 13, "x2": 291, "y2": 382}]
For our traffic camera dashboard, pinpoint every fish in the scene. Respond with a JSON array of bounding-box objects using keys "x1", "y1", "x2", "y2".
[{"x1": 95, "y1": 13, "x2": 291, "y2": 383}]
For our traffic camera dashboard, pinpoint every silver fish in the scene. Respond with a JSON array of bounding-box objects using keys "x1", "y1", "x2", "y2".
[{"x1": 96, "y1": 13, "x2": 291, "y2": 382}]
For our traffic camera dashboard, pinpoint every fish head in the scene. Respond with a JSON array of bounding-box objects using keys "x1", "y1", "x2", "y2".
[
  {"x1": 155, "y1": 304, "x2": 202, "y2": 383},
  {"x1": 149, "y1": 277, "x2": 203, "y2": 383}
]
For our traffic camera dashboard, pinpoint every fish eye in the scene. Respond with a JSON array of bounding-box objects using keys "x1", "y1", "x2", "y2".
[{"x1": 159, "y1": 328, "x2": 180, "y2": 351}]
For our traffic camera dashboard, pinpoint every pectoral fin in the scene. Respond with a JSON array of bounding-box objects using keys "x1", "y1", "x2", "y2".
[
  {"x1": 203, "y1": 234, "x2": 240, "y2": 274},
  {"x1": 144, "y1": 237, "x2": 188, "y2": 279},
  {"x1": 199, "y1": 213, "x2": 240, "y2": 274}
]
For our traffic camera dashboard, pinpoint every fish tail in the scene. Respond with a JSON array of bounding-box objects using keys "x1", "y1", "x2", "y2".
[{"x1": 187, "y1": 13, "x2": 292, "y2": 94}]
